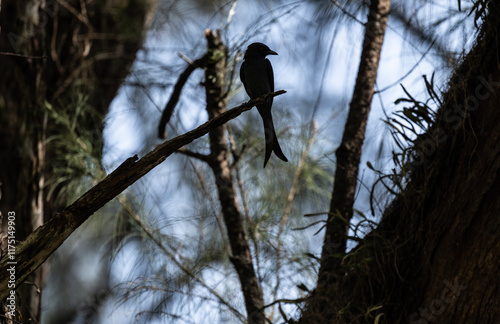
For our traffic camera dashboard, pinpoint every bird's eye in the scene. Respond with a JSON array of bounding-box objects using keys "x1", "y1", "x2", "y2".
[{"x1": 260, "y1": 46, "x2": 265, "y2": 51}]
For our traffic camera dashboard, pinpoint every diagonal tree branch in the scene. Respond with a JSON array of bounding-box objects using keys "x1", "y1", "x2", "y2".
[{"x1": 0, "y1": 90, "x2": 286, "y2": 301}]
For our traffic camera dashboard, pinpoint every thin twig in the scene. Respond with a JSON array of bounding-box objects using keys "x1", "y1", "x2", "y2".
[
  {"x1": 176, "y1": 148, "x2": 211, "y2": 163},
  {"x1": 330, "y1": 0, "x2": 365, "y2": 25},
  {"x1": 375, "y1": 41, "x2": 435, "y2": 94},
  {"x1": 178, "y1": 52, "x2": 194, "y2": 65},
  {"x1": 187, "y1": 157, "x2": 232, "y2": 257},
  {"x1": 225, "y1": 50, "x2": 241, "y2": 99},
  {"x1": 0, "y1": 52, "x2": 46, "y2": 59},
  {"x1": 56, "y1": 0, "x2": 93, "y2": 28},
  {"x1": 263, "y1": 297, "x2": 307, "y2": 310},
  {"x1": 117, "y1": 195, "x2": 245, "y2": 321},
  {"x1": 272, "y1": 121, "x2": 317, "y2": 305}
]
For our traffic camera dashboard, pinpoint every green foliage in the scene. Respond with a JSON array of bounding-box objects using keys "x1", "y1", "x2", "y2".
[
  {"x1": 45, "y1": 94, "x2": 105, "y2": 203},
  {"x1": 110, "y1": 0, "x2": 152, "y2": 41}
]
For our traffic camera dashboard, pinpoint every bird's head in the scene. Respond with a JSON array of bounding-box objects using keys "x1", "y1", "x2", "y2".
[{"x1": 244, "y1": 42, "x2": 278, "y2": 59}]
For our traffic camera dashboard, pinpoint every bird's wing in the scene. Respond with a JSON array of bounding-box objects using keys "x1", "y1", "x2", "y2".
[
  {"x1": 240, "y1": 61, "x2": 250, "y2": 96},
  {"x1": 266, "y1": 58, "x2": 274, "y2": 106},
  {"x1": 266, "y1": 59, "x2": 274, "y2": 92}
]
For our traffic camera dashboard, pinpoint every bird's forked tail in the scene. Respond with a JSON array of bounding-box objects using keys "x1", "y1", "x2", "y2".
[{"x1": 262, "y1": 111, "x2": 288, "y2": 168}]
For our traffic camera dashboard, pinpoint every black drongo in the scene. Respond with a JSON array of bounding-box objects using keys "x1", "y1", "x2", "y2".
[{"x1": 240, "y1": 42, "x2": 288, "y2": 168}]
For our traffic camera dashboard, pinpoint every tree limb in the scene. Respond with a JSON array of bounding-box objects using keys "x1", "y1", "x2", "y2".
[
  {"x1": 0, "y1": 90, "x2": 286, "y2": 301},
  {"x1": 158, "y1": 54, "x2": 208, "y2": 139},
  {"x1": 176, "y1": 148, "x2": 211, "y2": 163}
]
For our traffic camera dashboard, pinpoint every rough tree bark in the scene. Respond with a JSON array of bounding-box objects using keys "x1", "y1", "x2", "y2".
[
  {"x1": 319, "y1": 0, "x2": 391, "y2": 279},
  {"x1": 301, "y1": 1, "x2": 500, "y2": 323},
  {"x1": 203, "y1": 30, "x2": 266, "y2": 324},
  {"x1": 0, "y1": 0, "x2": 156, "y2": 321}
]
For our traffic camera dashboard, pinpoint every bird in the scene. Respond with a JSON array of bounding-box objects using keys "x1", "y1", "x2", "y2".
[{"x1": 240, "y1": 42, "x2": 288, "y2": 168}]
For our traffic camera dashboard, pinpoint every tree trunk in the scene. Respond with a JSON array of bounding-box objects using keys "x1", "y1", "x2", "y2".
[
  {"x1": 0, "y1": 0, "x2": 157, "y2": 322},
  {"x1": 319, "y1": 0, "x2": 391, "y2": 281},
  {"x1": 203, "y1": 29, "x2": 266, "y2": 324},
  {"x1": 300, "y1": 1, "x2": 500, "y2": 323}
]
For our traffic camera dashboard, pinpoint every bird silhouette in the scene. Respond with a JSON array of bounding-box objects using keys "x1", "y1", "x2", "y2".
[{"x1": 240, "y1": 42, "x2": 288, "y2": 168}]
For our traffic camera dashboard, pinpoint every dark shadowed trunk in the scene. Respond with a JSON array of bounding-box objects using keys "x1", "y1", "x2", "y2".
[
  {"x1": 300, "y1": 1, "x2": 500, "y2": 323},
  {"x1": 0, "y1": 0, "x2": 156, "y2": 322},
  {"x1": 319, "y1": 0, "x2": 391, "y2": 282},
  {"x1": 203, "y1": 30, "x2": 265, "y2": 324}
]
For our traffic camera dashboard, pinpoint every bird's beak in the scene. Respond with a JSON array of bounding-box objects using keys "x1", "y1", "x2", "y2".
[{"x1": 267, "y1": 50, "x2": 278, "y2": 56}]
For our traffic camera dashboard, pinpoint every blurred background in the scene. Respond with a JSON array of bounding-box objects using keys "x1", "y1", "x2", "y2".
[{"x1": 37, "y1": 0, "x2": 477, "y2": 323}]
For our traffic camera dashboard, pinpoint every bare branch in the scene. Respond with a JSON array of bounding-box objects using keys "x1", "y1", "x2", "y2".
[
  {"x1": 176, "y1": 148, "x2": 211, "y2": 163},
  {"x1": 0, "y1": 90, "x2": 286, "y2": 301},
  {"x1": 178, "y1": 52, "x2": 196, "y2": 65},
  {"x1": 158, "y1": 54, "x2": 208, "y2": 139},
  {"x1": 263, "y1": 297, "x2": 307, "y2": 310},
  {"x1": 0, "y1": 52, "x2": 46, "y2": 59}
]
